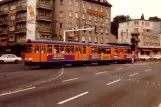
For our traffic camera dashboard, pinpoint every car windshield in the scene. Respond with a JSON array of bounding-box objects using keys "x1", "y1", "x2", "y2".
[{"x1": 0, "y1": 54, "x2": 8, "y2": 58}]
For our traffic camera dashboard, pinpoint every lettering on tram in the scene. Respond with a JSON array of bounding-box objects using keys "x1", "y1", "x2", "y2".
[{"x1": 52, "y1": 55, "x2": 65, "y2": 60}]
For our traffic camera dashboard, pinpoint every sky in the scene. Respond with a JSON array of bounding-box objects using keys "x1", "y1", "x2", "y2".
[{"x1": 107, "y1": 0, "x2": 161, "y2": 20}]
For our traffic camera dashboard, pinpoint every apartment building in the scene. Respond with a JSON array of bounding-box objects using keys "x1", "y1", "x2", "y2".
[
  {"x1": 0, "y1": 0, "x2": 112, "y2": 56},
  {"x1": 0, "y1": 0, "x2": 53, "y2": 55},
  {"x1": 53, "y1": 0, "x2": 112, "y2": 43},
  {"x1": 118, "y1": 19, "x2": 161, "y2": 56}
]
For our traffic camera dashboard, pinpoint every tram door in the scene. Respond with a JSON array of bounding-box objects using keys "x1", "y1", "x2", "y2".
[
  {"x1": 119, "y1": 48, "x2": 124, "y2": 60},
  {"x1": 75, "y1": 46, "x2": 82, "y2": 61},
  {"x1": 33, "y1": 44, "x2": 40, "y2": 62},
  {"x1": 40, "y1": 44, "x2": 47, "y2": 62}
]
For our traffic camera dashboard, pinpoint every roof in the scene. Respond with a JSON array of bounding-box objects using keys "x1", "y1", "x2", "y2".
[
  {"x1": 119, "y1": 19, "x2": 154, "y2": 24},
  {"x1": 27, "y1": 40, "x2": 89, "y2": 46},
  {"x1": 84, "y1": 0, "x2": 112, "y2": 7},
  {"x1": 107, "y1": 43, "x2": 131, "y2": 48}
]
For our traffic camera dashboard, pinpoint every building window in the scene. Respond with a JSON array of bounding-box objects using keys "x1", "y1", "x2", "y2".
[
  {"x1": 10, "y1": 15, "x2": 15, "y2": 20},
  {"x1": 75, "y1": 23, "x2": 78, "y2": 29},
  {"x1": 100, "y1": 37, "x2": 103, "y2": 43},
  {"x1": 95, "y1": 16, "x2": 97, "y2": 22},
  {"x1": 69, "y1": 10, "x2": 72, "y2": 17},
  {"x1": 60, "y1": 23, "x2": 63, "y2": 28},
  {"x1": 100, "y1": 7, "x2": 103, "y2": 12},
  {"x1": 106, "y1": 29, "x2": 108, "y2": 34},
  {"x1": 82, "y1": 14, "x2": 85, "y2": 19},
  {"x1": 75, "y1": 12, "x2": 79, "y2": 18},
  {"x1": 89, "y1": 15, "x2": 91, "y2": 20},
  {"x1": 89, "y1": 4, "x2": 92, "y2": 9},
  {"x1": 82, "y1": 36, "x2": 85, "y2": 41},
  {"x1": 9, "y1": 26, "x2": 15, "y2": 31},
  {"x1": 10, "y1": 4, "x2": 16, "y2": 10},
  {"x1": 69, "y1": 0, "x2": 72, "y2": 5},
  {"x1": 9, "y1": 36, "x2": 14, "y2": 41},
  {"x1": 76, "y1": 0, "x2": 79, "y2": 7},
  {"x1": 60, "y1": 0, "x2": 63, "y2": 5},
  {"x1": 95, "y1": 6, "x2": 98, "y2": 11},
  {"x1": 106, "y1": 19, "x2": 108, "y2": 24},
  {"x1": 94, "y1": 37, "x2": 98, "y2": 42},
  {"x1": 89, "y1": 36, "x2": 92, "y2": 42},
  {"x1": 59, "y1": 11, "x2": 63, "y2": 17}
]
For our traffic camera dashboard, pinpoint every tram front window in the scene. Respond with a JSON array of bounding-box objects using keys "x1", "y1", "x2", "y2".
[{"x1": 25, "y1": 45, "x2": 32, "y2": 53}]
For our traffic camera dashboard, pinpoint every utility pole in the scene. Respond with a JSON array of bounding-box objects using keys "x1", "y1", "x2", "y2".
[
  {"x1": 131, "y1": 34, "x2": 140, "y2": 63},
  {"x1": 63, "y1": 28, "x2": 95, "y2": 42}
]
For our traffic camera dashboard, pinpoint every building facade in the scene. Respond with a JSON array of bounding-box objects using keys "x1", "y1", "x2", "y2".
[
  {"x1": 53, "y1": 0, "x2": 112, "y2": 44},
  {"x1": 118, "y1": 19, "x2": 161, "y2": 56}
]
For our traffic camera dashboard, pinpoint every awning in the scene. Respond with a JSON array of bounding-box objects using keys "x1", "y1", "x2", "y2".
[{"x1": 142, "y1": 49, "x2": 152, "y2": 51}]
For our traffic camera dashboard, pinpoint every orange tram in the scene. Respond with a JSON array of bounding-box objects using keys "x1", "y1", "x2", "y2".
[{"x1": 24, "y1": 40, "x2": 136, "y2": 67}]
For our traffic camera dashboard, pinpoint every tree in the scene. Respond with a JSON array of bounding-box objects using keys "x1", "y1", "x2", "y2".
[
  {"x1": 141, "y1": 14, "x2": 144, "y2": 20},
  {"x1": 149, "y1": 16, "x2": 161, "y2": 21},
  {"x1": 113, "y1": 15, "x2": 131, "y2": 23},
  {"x1": 111, "y1": 15, "x2": 131, "y2": 38}
]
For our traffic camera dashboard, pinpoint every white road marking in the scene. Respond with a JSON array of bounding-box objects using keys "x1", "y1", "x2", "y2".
[
  {"x1": 27, "y1": 68, "x2": 64, "y2": 87},
  {"x1": 145, "y1": 69, "x2": 151, "y2": 72},
  {"x1": 95, "y1": 71, "x2": 108, "y2": 75},
  {"x1": 62, "y1": 78, "x2": 78, "y2": 83},
  {"x1": 58, "y1": 92, "x2": 89, "y2": 104},
  {"x1": 129, "y1": 73, "x2": 138, "y2": 77},
  {"x1": 116, "y1": 68, "x2": 123, "y2": 70},
  {"x1": 0, "y1": 87, "x2": 36, "y2": 97},
  {"x1": 106, "y1": 79, "x2": 121, "y2": 86}
]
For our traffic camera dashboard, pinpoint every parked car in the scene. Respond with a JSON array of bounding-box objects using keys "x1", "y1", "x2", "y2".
[
  {"x1": 138, "y1": 55, "x2": 151, "y2": 60},
  {"x1": 151, "y1": 55, "x2": 161, "y2": 60},
  {"x1": 0, "y1": 54, "x2": 22, "y2": 64}
]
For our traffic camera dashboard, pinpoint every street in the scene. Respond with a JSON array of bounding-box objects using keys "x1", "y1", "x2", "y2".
[{"x1": 0, "y1": 62, "x2": 161, "y2": 107}]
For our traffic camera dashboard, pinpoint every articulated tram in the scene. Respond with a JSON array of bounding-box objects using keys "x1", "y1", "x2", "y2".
[{"x1": 24, "y1": 40, "x2": 136, "y2": 67}]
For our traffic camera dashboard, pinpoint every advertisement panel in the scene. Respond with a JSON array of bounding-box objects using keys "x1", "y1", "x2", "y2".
[{"x1": 26, "y1": 0, "x2": 36, "y2": 40}]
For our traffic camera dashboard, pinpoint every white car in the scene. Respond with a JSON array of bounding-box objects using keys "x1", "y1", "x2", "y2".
[
  {"x1": 0, "y1": 54, "x2": 22, "y2": 64},
  {"x1": 151, "y1": 55, "x2": 161, "y2": 60},
  {"x1": 138, "y1": 55, "x2": 151, "y2": 60}
]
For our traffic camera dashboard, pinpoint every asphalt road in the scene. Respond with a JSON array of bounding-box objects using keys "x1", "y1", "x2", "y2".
[{"x1": 0, "y1": 61, "x2": 161, "y2": 107}]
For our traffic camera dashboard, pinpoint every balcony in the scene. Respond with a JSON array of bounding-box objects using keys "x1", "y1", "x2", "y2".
[
  {"x1": 36, "y1": 3, "x2": 52, "y2": 10},
  {"x1": 1, "y1": 30, "x2": 8, "y2": 35},
  {"x1": 16, "y1": 17, "x2": 27, "y2": 23},
  {"x1": 16, "y1": 5, "x2": 27, "y2": 12},
  {"x1": 36, "y1": 27, "x2": 52, "y2": 32},
  {"x1": 36, "y1": 15, "x2": 52, "y2": 21},
  {"x1": 0, "y1": 10, "x2": 9, "y2": 15},
  {"x1": 0, "y1": 20, "x2": 8, "y2": 25},
  {"x1": 15, "y1": 28, "x2": 26, "y2": 33},
  {"x1": 131, "y1": 31, "x2": 140, "y2": 35}
]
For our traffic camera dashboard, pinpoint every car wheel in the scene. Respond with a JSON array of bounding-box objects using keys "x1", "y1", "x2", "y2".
[
  {"x1": 0, "y1": 60, "x2": 4, "y2": 64},
  {"x1": 14, "y1": 60, "x2": 18, "y2": 64}
]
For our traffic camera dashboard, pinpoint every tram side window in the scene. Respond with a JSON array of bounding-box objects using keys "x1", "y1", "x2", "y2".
[
  {"x1": 102, "y1": 48, "x2": 106, "y2": 54},
  {"x1": 128, "y1": 49, "x2": 131, "y2": 54},
  {"x1": 106, "y1": 48, "x2": 111, "y2": 54},
  {"x1": 91, "y1": 47, "x2": 95, "y2": 54},
  {"x1": 26, "y1": 45, "x2": 32, "y2": 53},
  {"x1": 65, "y1": 46, "x2": 71, "y2": 53},
  {"x1": 97, "y1": 48, "x2": 101, "y2": 54},
  {"x1": 83, "y1": 47, "x2": 86, "y2": 54},
  {"x1": 60, "y1": 45, "x2": 65, "y2": 53},
  {"x1": 125, "y1": 49, "x2": 127, "y2": 54},
  {"x1": 71, "y1": 46, "x2": 74, "y2": 54},
  {"x1": 47, "y1": 45, "x2": 52, "y2": 53},
  {"x1": 41, "y1": 46, "x2": 46, "y2": 53},
  {"x1": 114, "y1": 48, "x2": 118, "y2": 54},
  {"x1": 35, "y1": 46, "x2": 39, "y2": 53},
  {"x1": 54, "y1": 45, "x2": 59, "y2": 53}
]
